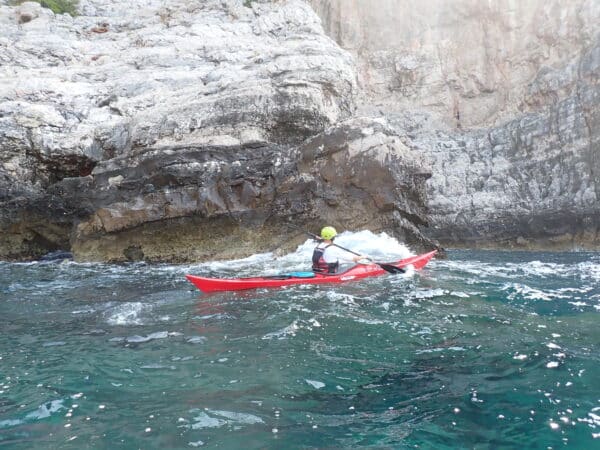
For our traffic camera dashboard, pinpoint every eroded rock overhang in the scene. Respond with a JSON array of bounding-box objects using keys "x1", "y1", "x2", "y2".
[{"x1": 0, "y1": 0, "x2": 438, "y2": 261}]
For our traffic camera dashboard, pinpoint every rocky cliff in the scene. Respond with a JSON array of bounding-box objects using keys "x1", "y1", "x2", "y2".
[
  {"x1": 2, "y1": 0, "x2": 598, "y2": 262},
  {"x1": 0, "y1": 0, "x2": 436, "y2": 261},
  {"x1": 311, "y1": 0, "x2": 600, "y2": 249}
]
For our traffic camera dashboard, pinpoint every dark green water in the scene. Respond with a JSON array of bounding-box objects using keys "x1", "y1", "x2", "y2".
[{"x1": 1, "y1": 246, "x2": 599, "y2": 449}]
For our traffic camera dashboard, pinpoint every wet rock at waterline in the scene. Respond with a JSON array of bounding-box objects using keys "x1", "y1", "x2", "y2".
[
  {"x1": 67, "y1": 117, "x2": 437, "y2": 262},
  {"x1": 0, "y1": 0, "x2": 438, "y2": 261}
]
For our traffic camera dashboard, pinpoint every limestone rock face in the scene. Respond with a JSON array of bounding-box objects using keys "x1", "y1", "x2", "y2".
[
  {"x1": 422, "y1": 37, "x2": 600, "y2": 249},
  {"x1": 310, "y1": 0, "x2": 600, "y2": 128},
  {"x1": 283, "y1": 117, "x2": 433, "y2": 248},
  {"x1": 311, "y1": 0, "x2": 600, "y2": 249},
  {"x1": 0, "y1": 0, "x2": 437, "y2": 261},
  {"x1": 69, "y1": 116, "x2": 433, "y2": 262}
]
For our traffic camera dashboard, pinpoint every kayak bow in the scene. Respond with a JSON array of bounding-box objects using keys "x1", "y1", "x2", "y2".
[{"x1": 186, "y1": 250, "x2": 437, "y2": 293}]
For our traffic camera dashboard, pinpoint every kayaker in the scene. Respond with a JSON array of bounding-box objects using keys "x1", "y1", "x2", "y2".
[{"x1": 312, "y1": 226, "x2": 364, "y2": 274}]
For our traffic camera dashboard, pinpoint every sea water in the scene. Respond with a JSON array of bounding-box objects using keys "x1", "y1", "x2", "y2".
[{"x1": 0, "y1": 232, "x2": 599, "y2": 449}]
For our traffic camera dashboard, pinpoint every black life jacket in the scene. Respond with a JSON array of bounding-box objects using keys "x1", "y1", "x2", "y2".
[{"x1": 312, "y1": 244, "x2": 339, "y2": 274}]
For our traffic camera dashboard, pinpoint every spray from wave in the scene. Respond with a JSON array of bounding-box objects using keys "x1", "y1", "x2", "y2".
[{"x1": 180, "y1": 230, "x2": 414, "y2": 277}]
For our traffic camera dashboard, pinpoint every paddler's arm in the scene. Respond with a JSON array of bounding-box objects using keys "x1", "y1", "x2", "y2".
[
  {"x1": 326, "y1": 246, "x2": 367, "y2": 264},
  {"x1": 352, "y1": 254, "x2": 370, "y2": 264}
]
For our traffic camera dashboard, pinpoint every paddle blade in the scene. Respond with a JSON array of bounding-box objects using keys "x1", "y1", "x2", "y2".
[{"x1": 377, "y1": 263, "x2": 406, "y2": 274}]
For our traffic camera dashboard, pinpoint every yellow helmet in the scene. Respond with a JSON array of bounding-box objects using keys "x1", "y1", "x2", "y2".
[{"x1": 320, "y1": 226, "x2": 337, "y2": 240}]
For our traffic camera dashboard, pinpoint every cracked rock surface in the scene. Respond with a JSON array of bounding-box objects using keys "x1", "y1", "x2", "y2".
[
  {"x1": 312, "y1": 0, "x2": 600, "y2": 249},
  {"x1": 0, "y1": 0, "x2": 437, "y2": 261}
]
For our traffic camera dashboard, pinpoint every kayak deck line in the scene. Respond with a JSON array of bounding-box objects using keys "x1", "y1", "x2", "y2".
[{"x1": 186, "y1": 250, "x2": 437, "y2": 293}]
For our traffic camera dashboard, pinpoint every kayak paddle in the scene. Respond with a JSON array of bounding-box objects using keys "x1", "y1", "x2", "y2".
[{"x1": 304, "y1": 231, "x2": 405, "y2": 274}]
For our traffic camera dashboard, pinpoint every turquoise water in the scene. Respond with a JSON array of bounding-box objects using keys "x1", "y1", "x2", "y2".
[{"x1": 1, "y1": 240, "x2": 599, "y2": 449}]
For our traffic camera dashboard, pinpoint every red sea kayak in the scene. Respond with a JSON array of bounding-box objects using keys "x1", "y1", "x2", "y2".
[{"x1": 186, "y1": 250, "x2": 437, "y2": 293}]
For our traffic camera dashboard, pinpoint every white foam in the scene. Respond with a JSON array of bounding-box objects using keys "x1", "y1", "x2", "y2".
[
  {"x1": 124, "y1": 331, "x2": 170, "y2": 343},
  {"x1": 353, "y1": 317, "x2": 386, "y2": 325},
  {"x1": 106, "y1": 302, "x2": 150, "y2": 325},
  {"x1": 140, "y1": 364, "x2": 176, "y2": 370},
  {"x1": 262, "y1": 320, "x2": 300, "y2": 340},
  {"x1": 186, "y1": 409, "x2": 264, "y2": 430},
  {"x1": 71, "y1": 308, "x2": 97, "y2": 315},
  {"x1": 325, "y1": 291, "x2": 360, "y2": 306},
  {"x1": 415, "y1": 346, "x2": 466, "y2": 354},
  {"x1": 42, "y1": 341, "x2": 66, "y2": 347},
  {"x1": 26, "y1": 400, "x2": 65, "y2": 419},
  {"x1": 208, "y1": 410, "x2": 264, "y2": 425},
  {"x1": 569, "y1": 301, "x2": 589, "y2": 307},
  {"x1": 173, "y1": 230, "x2": 415, "y2": 278},
  {"x1": 578, "y1": 261, "x2": 600, "y2": 282},
  {"x1": 557, "y1": 287, "x2": 593, "y2": 294},
  {"x1": 520, "y1": 261, "x2": 562, "y2": 277},
  {"x1": 503, "y1": 284, "x2": 570, "y2": 302},
  {"x1": 188, "y1": 412, "x2": 226, "y2": 429},
  {"x1": 263, "y1": 230, "x2": 414, "y2": 273},
  {"x1": 413, "y1": 288, "x2": 447, "y2": 299},
  {"x1": 0, "y1": 419, "x2": 23, "y2": 428},
  {"x1": 0, "y1": 399, "x2": 68, "y2": 427},
  {"x1": 450, "y1": 291, "x2": 470, "y2": 298},
  {"x1": 306, "y1": 379, "x2": 325, "y2": 389}
]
